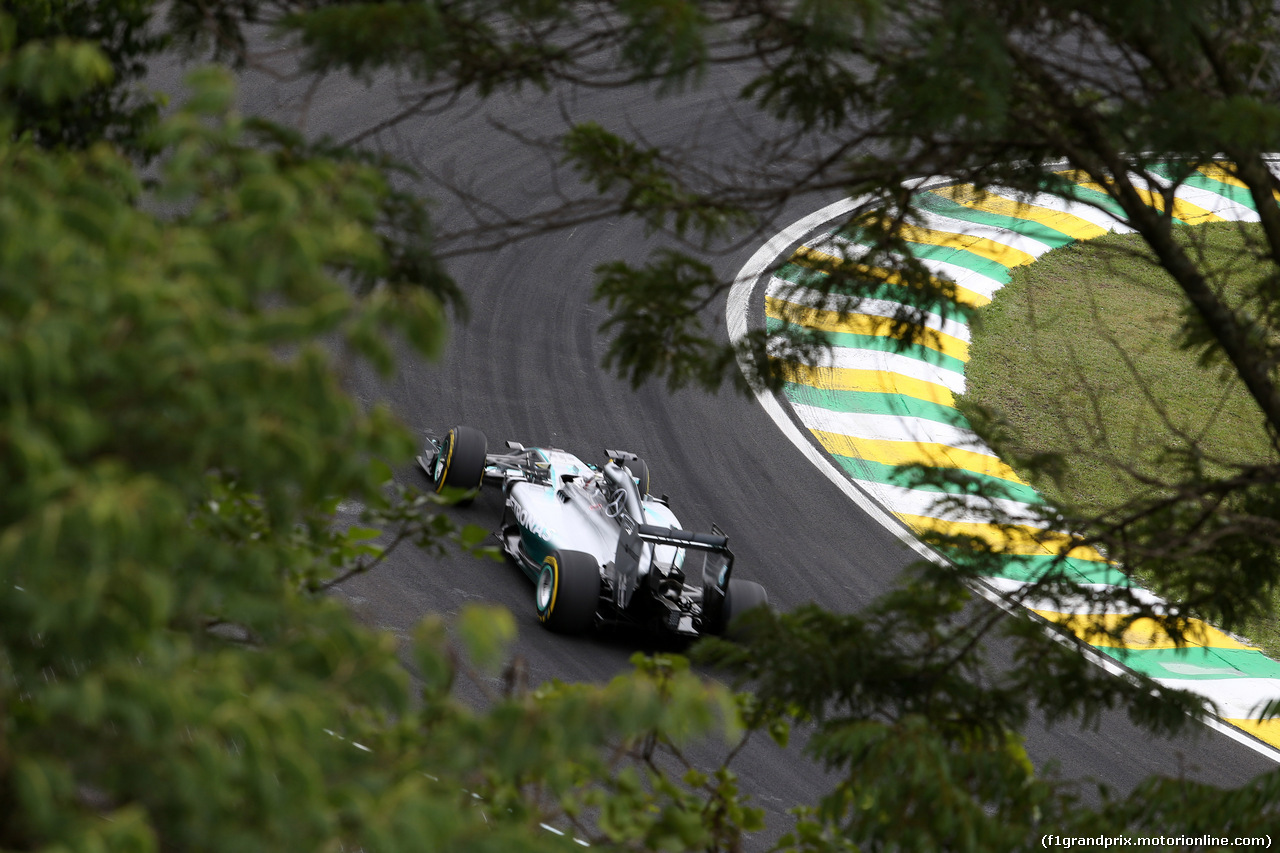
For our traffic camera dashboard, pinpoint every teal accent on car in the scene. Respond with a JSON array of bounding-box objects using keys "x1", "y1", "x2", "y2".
[{"x1": 519, "y1": 528, "x2": 554, "y2": 579}]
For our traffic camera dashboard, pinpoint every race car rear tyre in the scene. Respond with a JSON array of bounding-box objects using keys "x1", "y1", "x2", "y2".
[
  {"x1": 607, "y1": 453, "x2": 651, "y2": 496},
  {"x1": 721, "y1": 579, "x2": 768, "y2": 639},
  {"x1": 432, "y1": 425, "x2": 488, "y2": 502},
  {"x1": 536, "y1": 550, "x2": 600, "y2": 635},
  {"x1": 620, "y1": 457, "x2": 651, "y2": 497}
]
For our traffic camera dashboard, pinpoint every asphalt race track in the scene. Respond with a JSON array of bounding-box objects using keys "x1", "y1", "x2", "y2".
[{"x1": 167, "y1": 47, "x2": 1280, "y2": 842}]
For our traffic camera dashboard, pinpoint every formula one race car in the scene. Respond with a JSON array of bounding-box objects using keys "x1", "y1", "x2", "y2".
[{"x1": 418, "y1": 425, "x2": 767, "y2": 637}]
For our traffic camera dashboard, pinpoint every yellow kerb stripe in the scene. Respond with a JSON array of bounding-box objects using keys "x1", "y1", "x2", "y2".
[
  {"x1": 1056, "y1": 170, "x2": 1224, "y2": 224},
  {"x1": 765, "y1": 297, "x2": 970, "y2": 362},
  {"x1": 1222, "y1": 718, "x2": 1280, "y2": 748},
  {"x1": 1196, "y1": 163, "x2": 1280, "y2": 202},
  {"x1": 900, "y1": 515, "x2": 1108, "y2": 561},
  {"x1": 1197, "y1": 163, "x2": 1250, "y2": 188},
  {"x1": 811, "y1": 430, "x2": 1029, "y2": 487},
  {"x1": 791, "y1": 246, "x2": 992, "y2": 308},
  {"x1": 1030, "y1": 611, "x2": 1256, "y2": 651},
  {"x1": 778, "y1": 362, "x2": 957, "y2": 407},
  {"x1": 896, "y1": 222, "x2": 1037, "y2": 268},
  {"x1": 934, "y1": 183, "x2": 1109, "y2": 240}
]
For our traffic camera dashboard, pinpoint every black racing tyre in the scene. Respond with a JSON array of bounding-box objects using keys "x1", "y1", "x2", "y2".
[
  {"x1": 431, "y1": 425, "x2": 487, "y2": 501},
  {"x1": 535, "y1": 550, "x2": 601, "y2": 634},
  {"x1": 721, "y1": 579, "x2": 768, "y2": 638}
]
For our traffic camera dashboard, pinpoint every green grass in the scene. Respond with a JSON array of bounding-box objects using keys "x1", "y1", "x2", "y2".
[{"x1": 960, "y1": 222, "x2": 1280, "y2": 654}]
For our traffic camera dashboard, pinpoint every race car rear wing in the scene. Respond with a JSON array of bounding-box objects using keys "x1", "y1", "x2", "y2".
[
  {"x1": 641, "y1": 524, "x2": 735, "y2": 630},
  {"x1": 610, "y1": 521, "x2": 735, "y2": 614},
  {"x1": 635, "y1": 524, "x2": 729, "y2": 551}
]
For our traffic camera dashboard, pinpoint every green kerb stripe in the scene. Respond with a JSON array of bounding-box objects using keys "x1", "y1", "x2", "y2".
[
  {"x1": 772, "y1": 260, "x2": 838, "y2": 291},
  {"x1": 901, "y1": 240, "x2": 1015, "y2": 280},
  {"x1": 766, "y1": 318, "x2": 968, "y2": 373},
  {"x1": 1099, "y1": 646, "x2": 1280, "y2": 681},
  {"x1": 826, "y1": 453, "x2": 1046, "y2": 505},
  {"x1": 914, "y1": 191, "x2": 1081, "y2": 247},
  {"x1": 967, "y1": 552, "x2": 1132, "y2": 586},
  {"x1": 832, "y1": 229, "x2": 1016, "y2": 281},
  {"x1": 1147, "y1": 163, "x2": 1260, "y2": 211},
  {"x1": 1182, "y1": 173, "x2": 1259, "y2": 208},
  {"x1": 782, "y1": 383, "x2": 966, "y2": 426},
  {"x1": 1042, "y1": 176, "x2": 1133, "y2": 222}
]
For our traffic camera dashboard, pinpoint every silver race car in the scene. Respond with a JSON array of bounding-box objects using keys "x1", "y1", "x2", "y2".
[{"x1": 419, "y1": 425, "x2": 767, "y2": 637}]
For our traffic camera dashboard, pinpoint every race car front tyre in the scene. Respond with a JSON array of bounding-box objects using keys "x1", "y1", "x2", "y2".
[
  {"x1": 432, "y1": 425, "x2": 487, "y2": 502},
  {"x1": 721, "y1": 578, "x2": 768, "y2": 639},
  {"x1": 536, "y1": 550, "x2": 600, "y2": 634}
]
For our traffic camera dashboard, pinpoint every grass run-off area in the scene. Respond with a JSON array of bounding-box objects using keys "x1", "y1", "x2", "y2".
[{"x1": 959, "y1": 221, "x2": 1279, "y2": 655}]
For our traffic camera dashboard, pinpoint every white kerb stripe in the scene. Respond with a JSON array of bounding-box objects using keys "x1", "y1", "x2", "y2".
[
  {"x1": 913, "y1": 209, "x2": 1057, "y2": 258},
  {"x1": 1155, "y1": 678, "x2": 1280, "y2": 720},
  {"x1": 910, "y1": 256, "x2": 1008, "y2": 298},
  {"x1": 985, "y1": 577, "x2": 1166, "y2": 605},
  {"x1": 792, "y1": 347, "x2": 967, "y2": 394},
  {"x1": 790, "y1": 404, "x2": 997, "y2": 457},
  {"x1": 804, "y1": 231, "x2": 1010, "y2": 298},
  {"x1": 974, "y1": 186, "x2": 1137, "y2": 234},
  {"x1": 1143, "y1": 179, "x2": 1261, "y2": 222},
  {"x1": 853, "y1": 481, "x2": 1058, "y2": 528},
  {"x1": 765, "y1": 282, "x2": 973, "y2": 342},
  {"x1": 985, "y1": 578, "x2": 1171, "y2": 615}
]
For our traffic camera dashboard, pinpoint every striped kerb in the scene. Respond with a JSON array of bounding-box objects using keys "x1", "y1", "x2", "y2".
[{"x1": 769, "y1": 166, "x2": 1280, "y2": 748}]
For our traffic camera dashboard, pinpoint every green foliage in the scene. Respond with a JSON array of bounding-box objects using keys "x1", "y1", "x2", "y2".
[
  {"x1": 456, "y1": 603, "x2": 517, "y2": 673},
  {"x1": 240, "y1": 124, "x2": 469, "y2": 317},
  {"x1": 5, "y1": 0, "x2": 166, "y2": 156},
  {"x1": 564, "y1": 122, "x2": 750, "y2": 241},
  {"x1": 697, "y1": 583, "x2": 1258, "y2": 850},
  {"x1": 595, "y1": 250, "x2": 737, "y2": 391},
  {"x1": 614, "y1": 0, "x2": 709, "y2": 89},
  {"x1": 282, "y1": 0, "x2": 572, "y2": 94},
  {"x1": 594, "y1": 248, "x2": 836, "y2": 393},
  {"x1": 0, "y1": 43, "x2": 422, "y2": 847},
  {"x1": 0, "y1": 20, "x2": 777, "y2": 853},
  {"x1": 19, "y1": 1, "x2": 1280, "y2": 850}
]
